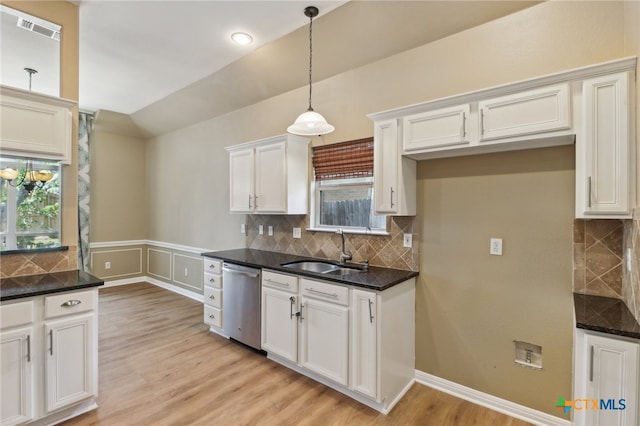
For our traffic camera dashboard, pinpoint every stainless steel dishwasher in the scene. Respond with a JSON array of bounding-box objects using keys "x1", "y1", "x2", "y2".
[{"x1": 221, "y1": 262, "x2": 262, "y2": 350}]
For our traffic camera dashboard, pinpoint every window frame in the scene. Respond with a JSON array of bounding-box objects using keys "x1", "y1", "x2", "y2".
[
  {"x1": 0, "y1": 156, "x2": 62, "y2": 252},
  {"x1": 308, "y1": 177, "x2": 389, "y2": 235}
]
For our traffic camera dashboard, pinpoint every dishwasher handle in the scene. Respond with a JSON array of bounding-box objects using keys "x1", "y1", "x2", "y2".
[{"x1": 222, "y1": 266, "x2": 260, "y2": 279}]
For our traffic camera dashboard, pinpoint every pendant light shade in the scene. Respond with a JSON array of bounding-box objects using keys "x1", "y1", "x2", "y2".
[
  {"x1": 288, "y1": 6, "x2": 334, "y2": 136},
  {"x1": 287, "y1": 110, "x2": 335, "y2": 136}
]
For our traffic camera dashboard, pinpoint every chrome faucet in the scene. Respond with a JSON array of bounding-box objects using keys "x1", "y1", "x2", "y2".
[{"x1": 336, "y1": 229, "x2": 352, "y2": 264}]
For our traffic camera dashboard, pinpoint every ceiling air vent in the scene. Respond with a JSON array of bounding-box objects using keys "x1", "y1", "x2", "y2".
[{"x1": 17, "y1": 17, "x2": 60, "y2": 42}]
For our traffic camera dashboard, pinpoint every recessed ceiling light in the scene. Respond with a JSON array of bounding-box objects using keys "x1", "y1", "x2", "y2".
[{"x1": 231, "y1": 32, "x2": 253, "y2": 45}]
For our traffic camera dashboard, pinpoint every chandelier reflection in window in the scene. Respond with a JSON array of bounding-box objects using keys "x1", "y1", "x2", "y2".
[{"x1": 0, "y1": 159, "x2": 54, "y2": 193}]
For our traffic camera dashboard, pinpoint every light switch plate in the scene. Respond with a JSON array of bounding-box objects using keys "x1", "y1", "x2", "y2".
[
  {"x1": 403, "y1": 233, "x2": 412, "y2": 248},
  {"x1": 268, "y1": 226, "x2": 273, "y2": 236},
  {"x1": 293, "y1": 227, "x2": 301, "y2": 239},
  {"x1": 259, "y1": 225, "x2": 264, "y2": 235},
  {"x1": 240, "y1": 224, "x2": 246, "y2": 235}
]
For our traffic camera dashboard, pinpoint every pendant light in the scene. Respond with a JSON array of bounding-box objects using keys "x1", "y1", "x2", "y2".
[{"x1": 287, "y1": 6, "x2": 335, "y2": 136}]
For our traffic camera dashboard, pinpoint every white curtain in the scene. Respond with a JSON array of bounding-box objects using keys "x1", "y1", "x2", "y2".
[{"x1": 78, "y1": 112, "x2": 93, "y2": 271}]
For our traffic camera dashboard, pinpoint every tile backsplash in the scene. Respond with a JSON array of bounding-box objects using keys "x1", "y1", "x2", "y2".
[
  {"x1": 0, "y1": 247, "x2": 78, "y2": 278},
  {"x1": 573, "y1": 219, "x2": 624, "y2": 298},
  {"x1": 246, "y1": 215, "x2": 419, "y2": 271}
]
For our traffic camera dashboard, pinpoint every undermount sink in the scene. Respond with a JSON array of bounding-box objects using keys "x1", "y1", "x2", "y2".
[{"x1": 281, "y1": 260, "x2": 363, "y2": 276}]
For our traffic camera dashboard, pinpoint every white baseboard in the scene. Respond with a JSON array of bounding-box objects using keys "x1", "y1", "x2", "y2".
[
  {"x1": 102, "y1": 275, "x2": 203, "y2": 303},
  {"x1": 414, "y1": 370, "x2": 571, "y2": 426}
]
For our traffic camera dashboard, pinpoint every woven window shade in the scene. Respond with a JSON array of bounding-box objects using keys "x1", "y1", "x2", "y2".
[{"x1": 312, "y1": 137, "x2": 374, "y2": 181}]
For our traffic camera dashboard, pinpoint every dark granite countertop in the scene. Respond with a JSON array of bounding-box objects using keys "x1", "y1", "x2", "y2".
[
  {"x1": 202, "y1": 248, "x2": 418, "y2": 291},
  {"x1": 1, "y1": 270, "x2": 104, "y2": 301},
  {"x1": 574, "y1": 293, "x2": 640, "y2": 340}
]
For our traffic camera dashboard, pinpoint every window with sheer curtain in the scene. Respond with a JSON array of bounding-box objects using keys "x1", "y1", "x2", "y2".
[{"x1": 311, "y1": 138, "x2": 386, "y2": 233}]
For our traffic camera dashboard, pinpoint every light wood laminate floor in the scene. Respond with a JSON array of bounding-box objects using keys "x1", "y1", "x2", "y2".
[{"x1": 61, "y1": 282, "x2": 531, "y2": 426}]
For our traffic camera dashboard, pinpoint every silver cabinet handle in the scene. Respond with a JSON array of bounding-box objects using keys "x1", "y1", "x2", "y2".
[
  {"x1": 264, "y1": 278, "x2": 289, "y2": 289},
  {"x1": 208, "y1": 277, "x2": 217, "y2": 283},
  {"x1": 307, "y1": 288, "x2": 338, "y2": 299},
  {"x1": 368, "y1": 299, "x2": 374, "y2": 324},
  {"x1": 208, "y1": 294, "x2": 215, "y2": 299},
  {"x1": 390, "y1": 187, "x2": 395, "y2": 208},
  {"x1": 49, "y1": 330, "x2": 53, "y2": 356},
  {"x1": 587, "y1": 176, "x2": 592, "y2": 208},
  {"x1": 290, "y1": 296, "x2": 296, "y2": 319},
  {"x1": 480, "y1": 108, "x2": 486, "y2": 135},
  {"x1": 460, "y1": 112, "x2": 467, "y2": 139},
  {"x1": 254, "y1": 195, "x2": 258, "y2": 208},
  {"x1": 209, "y1": 313, "x2": 215, "y2": 319},
  {"x1": 299, "y1": 303, "x2": 304, "y2": 322},
  {"x1": 61, "y1": 299, "x2": 81, "y2": 307},
  {"x1": 589, "y1": 345, "x2": 594, "y2": 382},
  {"x1": 248, "y1": 194, "x2": 252, "y2": 209},
  {"x1": 26, "y1": 334, "x2": 31, "y2": 362}
]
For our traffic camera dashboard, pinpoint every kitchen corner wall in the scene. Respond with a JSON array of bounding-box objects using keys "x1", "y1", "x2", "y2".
[
  {"x1": 623, "y1": 210, "x2": 640, "y2": 323},
  {"x1": 245, "y1": 215, "x2": 418, "y2": 271}
]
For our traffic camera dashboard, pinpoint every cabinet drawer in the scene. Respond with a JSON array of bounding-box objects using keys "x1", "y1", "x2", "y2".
[
  {"x1": 301, "y1": 279, "x2": 349, "y2": 306},
  {"x1": 204, "y1": 305, "x2": 222, "y2": 328},
  {"x1": 204, "y1": 286, "x2": 222, "y2": 309},
  {"x1": 45, "y1": 290, "x2": 97, "y2": 319},
  {"x1": 263, "y1": 270, "x2": 298, "y2": 293},
  {"x1": 203, "y1": 258, "x2": 223, "y2": 274},
  {"x1": 0, "y1": 300, "x2": 34, "y2": 329},
  {"x1": 203, "y1": 272, "x2": 222, "y2": 289}
]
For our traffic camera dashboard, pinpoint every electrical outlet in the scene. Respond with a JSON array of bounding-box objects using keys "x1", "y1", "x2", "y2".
[
  {"x1": 259, "y1": 225, "x2": 264, "y2": 235},
  {"x1": 293, "y1": 227, "x2": 301, "y2": 239},
  {"x1": 105, "y1": 261, "x2": 111, "y2": 270},
  {"x1": 240, "y1": 224, "x2": 246, "y2": 234},
  {"x1": 627, "y1": 248, "x2": 633, "y2": 272},
  {"x1": 268, "y1": 226, "x2": 273, "y2": 236},
  {"x1": 403, "y1": 233, "x2": 412, "y2": 248},
  {"x1": 490, "y1": 238, "x2": 503, "y2": 256},
  {"x1": 184, "y1": 268, "x2": 189, "y2": 277}
]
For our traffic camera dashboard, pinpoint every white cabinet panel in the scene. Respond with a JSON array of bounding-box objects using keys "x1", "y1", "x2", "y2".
[
  {"x1": 227, "y1": 134, "x2": 310, "y2": 215},
  {"x1": 299, "y1": 296, "x2": 349, "y2": 386},
  {"x1": 350, "y1": 289, "x2": 377, "y2": 399},
  {"x1": 403, "y1": 104, "x2": 470, "y2": 152},
  {"x1": 373, "y1": 119, "x2": 416, "y2": 215},
  {"x1": 45, "y1": 313, "x2": 96, "y2": 412},
  {"x1": 0, "y1": 327, "x2": 34, "y2": 426},
  {"x1": 0, "y1": 85, "x2": 75, "y2": 164},
  {"x1": 574, "y1": 329, "x2": 639, "y2": 426},
  {"x1": 578, "y1": 72, "x2": 633, "y2": 217},
  {"x1": 479, "y1": 83, "x2": 570, "y2": 141},
  {"x1": 261, "y1": 287, "x2": 298, "y2": 363}
]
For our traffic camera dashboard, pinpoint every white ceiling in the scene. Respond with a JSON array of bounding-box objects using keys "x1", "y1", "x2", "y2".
[
  {"x1": 79, "y1": 0, "x2": 347, "y2": 114},
  {"x1": 74, "y1": 0, "x2": 540, "y2": 136}
]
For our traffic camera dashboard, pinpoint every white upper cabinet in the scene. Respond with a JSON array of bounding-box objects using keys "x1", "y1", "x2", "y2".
[
  {"x1": 403, "y1": 104, "x2": 471, "y2": 152},
  {"x1": 226, "y1": 134, "x2": 310, "y2": 215},
  {"x1": 577, "y1": 71, "x2": 634, "y2": 218},
  {"x1": 0, "y1": 85, "x2": 75, "y2": 164},
  {"x1": 373, "y1": 119, "x2": 416, "y2": 216},
  {"x1": 478, "y1": 83, "x2": 571, "y2": 142}
]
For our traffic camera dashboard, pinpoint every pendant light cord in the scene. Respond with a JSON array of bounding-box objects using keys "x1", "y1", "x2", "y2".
[{"x1": 307, "y1": 12, "x2": 314, "y2": 112}]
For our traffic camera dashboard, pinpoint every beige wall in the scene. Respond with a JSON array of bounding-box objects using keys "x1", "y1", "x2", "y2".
[
  {"x1": 1, "y1": 0, "x2": 79, "y2": 277},
  {"x1": 91, "y1": 1, "x2": 635, "y2": 416},
  {"x1": 417, "y1": 146, "x2": 575, "y2": 417}
]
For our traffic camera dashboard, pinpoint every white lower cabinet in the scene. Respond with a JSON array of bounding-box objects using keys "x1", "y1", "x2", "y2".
[
  {"x1": 299, "y1": 292, "x2": 349, "y2": 386},
  {"x1": 261, "y1": 270, "x2": 415, "y2": 414},
  {"x1": 0, "y1": 289, "x2": 99, "y2": 426},
  {"x1": 350, "y1": 289, "x2": 377, "y2": 399},
  {"x1": 574, "y1": 329, "x2": 639, "y2": 426}
]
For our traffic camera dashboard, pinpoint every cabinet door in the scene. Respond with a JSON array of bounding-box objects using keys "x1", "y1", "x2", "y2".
[
  {"x1": 45, "y1": 313, "x2": 96, "y2": 412},
  {"x1": 374, "y1": 119, "x2": 399, "y2": 214},
  {"x1": 229, "y1": 148, "x2": 254, "y2": 213},
  {"x1": 299, "y1": 296, "x2": 349, "y2": 386},
  {"x1": 580, "y1": 72, "x2": 631, "y2": 217},
  {"x1": 261, "y1": 287, "x2": 298, "y2": 362},
  {"x1": 254, "y1": 142, "x2": 286, "y2": 213},
  {"x1": 479, "y1": 83, "x2": 570, "y2": 142},
  {"x1": 350, "y1": 289, "x2": 377, "y2": 399},
  {"x1": 1, "y1": 327, "x2": 34, "y2": 426},
  {"x1": 403, "y1": 104, "x2": 470, "y2": 152}
]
